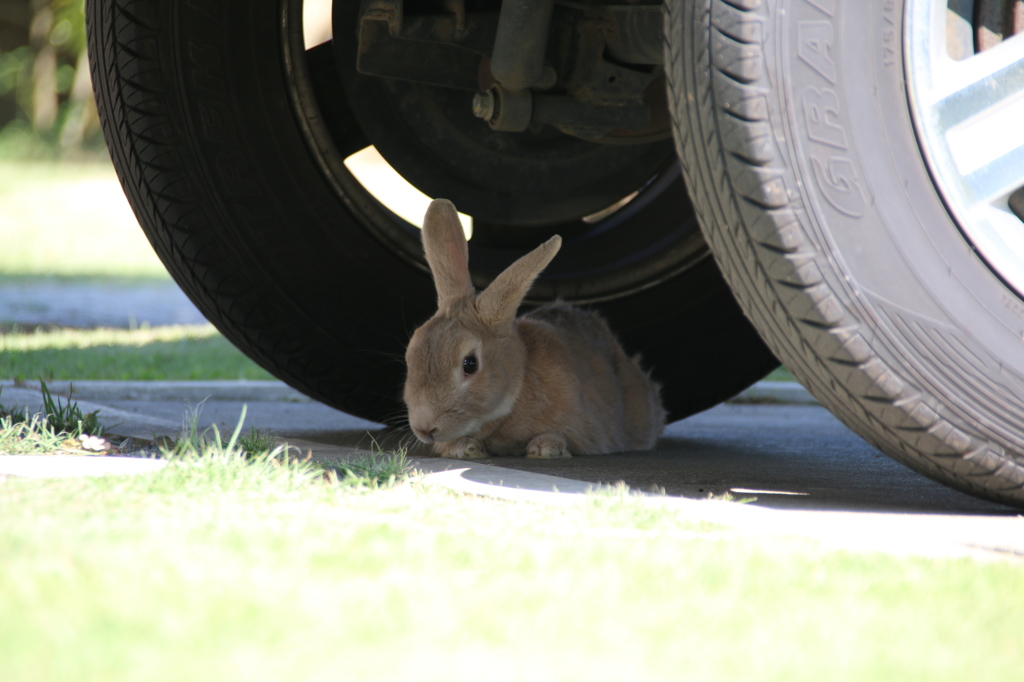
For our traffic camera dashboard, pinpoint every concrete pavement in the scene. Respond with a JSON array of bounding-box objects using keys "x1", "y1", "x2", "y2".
[
  {"x1": 65, "y1": 383, "x2": 1010, "y2": 514},
  {"x1": 2, "y1": 380, "x2": 1014, "y2": 515},
  {"x1": 2, "y1": 380, "x2": 1022, "y2": 561},
  {"x1": 0, "y1": 278, "x2": 205, "y2": 330}
]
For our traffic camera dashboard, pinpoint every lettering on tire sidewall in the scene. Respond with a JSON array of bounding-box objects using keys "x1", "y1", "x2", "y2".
[
  {"x1": 780, "y1": 0, "x2": 1024, "y2": 367},
  {"x1": 789, "y1": 0, "x2": 868, "y2": 222}
]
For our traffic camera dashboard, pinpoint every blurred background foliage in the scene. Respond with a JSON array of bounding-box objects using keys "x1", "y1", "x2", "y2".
[{"x1": 0, "y1": 0, "x2": 106, "y2": 159}]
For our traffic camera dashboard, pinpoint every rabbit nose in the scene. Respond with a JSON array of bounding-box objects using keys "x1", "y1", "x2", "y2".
[{"x1": 413, "y1": 426, "x2": 438, "y2": 442}]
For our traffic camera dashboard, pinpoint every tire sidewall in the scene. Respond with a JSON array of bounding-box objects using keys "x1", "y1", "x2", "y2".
[
  {"x1": 776, "y1": 0, "x2": 1024, "y2": 410},
  {"x1": 669, "y1": 0, "x2": 1024, "y2": 502}
]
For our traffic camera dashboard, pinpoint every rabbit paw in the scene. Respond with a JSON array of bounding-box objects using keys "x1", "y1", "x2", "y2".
[
  {"x1": 526, "y1": 434, "x2": 572, "y2": 459},
  {"x1": 437, "y1": 437, "x2": 488, "y2": 460}
]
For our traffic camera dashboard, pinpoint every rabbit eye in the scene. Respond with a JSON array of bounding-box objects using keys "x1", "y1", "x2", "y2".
[{"x1": 462, "y1": 354, "x2": 478, "y2": 375}]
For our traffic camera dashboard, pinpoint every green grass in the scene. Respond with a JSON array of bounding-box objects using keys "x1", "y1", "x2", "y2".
[
  {"x1": 0, "y1": 381, "x2": 101, "y2": 434},
  {"x1": 0, "y1": 448, "x2": 1020, "y2": 682},
  {"x1": 0, "y1": 381, "x2": 108, "y2": 454},
  {"x1": 0, "y1": 161, "x2": 169, "y2": 279},
  {"x1": 0, "y1": 409, "x2": 110, "y2": 456},
  {"x1": 764, "y1": 365, "x2": 796, "y2": 382},
  {"x1": 174, "y1": 403, "x2": 290, "y2": 462},
  {"x1": 0, "y1": 412, "x2": 68, "y2": 454},
  {"x1": 0, "y1": 325, "x2": 274, "y2": 381},
  {"x1": 334, "y1": 448, "x2": 411, "y2": 487},
  {"x1": 236, "y1": 425, "x2": 278, "y2": 457},
  {"x1": 36, "y1": 381, "x2": 103, "y2": 435}
]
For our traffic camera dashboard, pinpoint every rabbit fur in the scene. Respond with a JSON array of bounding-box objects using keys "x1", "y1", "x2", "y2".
[{"x1": 403, "y1": 199, "x2": 666, "y2": 459}]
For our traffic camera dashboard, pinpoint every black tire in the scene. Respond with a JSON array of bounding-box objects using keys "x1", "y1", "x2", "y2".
[
  {"x1": 666, "y1": 0, "x2": 1024, "y2": 506},
  {"x1": 85, "y1": 0, "x2": 778, "y2": 425}
]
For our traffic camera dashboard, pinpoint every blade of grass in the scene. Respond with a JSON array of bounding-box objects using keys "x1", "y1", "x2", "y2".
[{"x1": 38, "y1": 380, "x2": 102, "y2": 437}]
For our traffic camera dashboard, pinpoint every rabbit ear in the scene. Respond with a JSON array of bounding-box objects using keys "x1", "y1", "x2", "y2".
[
  {"x1": 422, "y1": 199, "x2": 474, "y2": 309},
  {"x1": 476, "y1": 235, "x2": 562, "y2": 329}
]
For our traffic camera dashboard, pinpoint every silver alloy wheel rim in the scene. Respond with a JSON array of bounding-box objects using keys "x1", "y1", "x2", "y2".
[{"x1": 905, "y1": 0, "x2": 1024, "y2": 297}]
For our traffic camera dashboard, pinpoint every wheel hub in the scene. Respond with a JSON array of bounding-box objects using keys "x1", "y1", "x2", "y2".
[
  {"x1": 333, "y1": 0, "x2": 675, "y2": 227},
  {"x1": 286, "y1": 0, "x2": 708, "y2": 303},
  {"x1": 906, "y1": 0, "x2": 1024, "y2": 297}
]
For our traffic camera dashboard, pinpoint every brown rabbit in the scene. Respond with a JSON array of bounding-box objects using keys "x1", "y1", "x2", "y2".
[{"x1": 403, "y1": 199, "x2": 666, "y2": 459}]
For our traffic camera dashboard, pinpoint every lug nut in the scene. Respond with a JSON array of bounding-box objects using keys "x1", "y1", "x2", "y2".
[{"x1": 472, "y1": 90, "x2": 495, "y2": 121}]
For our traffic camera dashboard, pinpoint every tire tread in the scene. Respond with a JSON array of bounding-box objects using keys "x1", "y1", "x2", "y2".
[{"x1": 665, "y1": 0, "x2": 1024, "y2": 505}]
